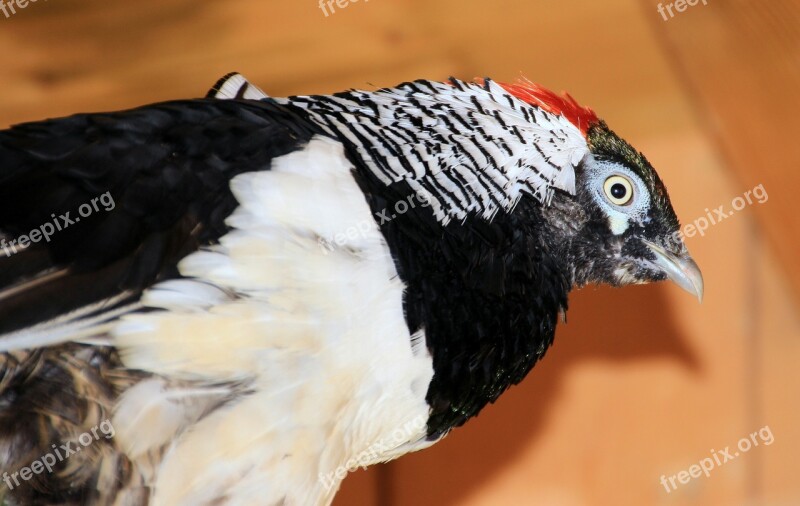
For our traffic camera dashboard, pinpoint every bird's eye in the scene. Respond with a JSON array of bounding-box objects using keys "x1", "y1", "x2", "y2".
[{"x1": 603, "y1": 175, "x2": 634, "y2": 206}]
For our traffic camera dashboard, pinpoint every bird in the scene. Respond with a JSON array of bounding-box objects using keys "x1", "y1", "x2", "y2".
[{"x1": 0, "y1": 72, "x2": 702, "y2": 506}]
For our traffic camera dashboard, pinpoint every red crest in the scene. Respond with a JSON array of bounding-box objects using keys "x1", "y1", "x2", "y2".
[{"x1": 496, "y1": 79, "x2": 599, "y2": 136}]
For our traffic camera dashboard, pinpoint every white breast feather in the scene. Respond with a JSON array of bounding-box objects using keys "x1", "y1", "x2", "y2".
[{"x1": 110, "y1": 136, "x2": 434, "y2": 505}]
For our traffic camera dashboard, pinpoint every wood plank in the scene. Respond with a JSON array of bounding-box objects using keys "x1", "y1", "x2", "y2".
[
  {"x1": 644, "y1": 0, "x2": 800, "y2": 300},
  {"x1": 0, "y1": 1, "x2": 797, "y2": 505}
]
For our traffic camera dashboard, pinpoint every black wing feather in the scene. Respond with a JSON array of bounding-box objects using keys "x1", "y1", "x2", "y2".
[{"x1": 0, "y1": 98, "x2": 322, "y2": 334}]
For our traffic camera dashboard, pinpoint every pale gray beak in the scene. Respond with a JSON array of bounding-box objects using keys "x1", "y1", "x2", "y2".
[{"x1": 642, "y1": 240, "x2": 704, "y2": 302}]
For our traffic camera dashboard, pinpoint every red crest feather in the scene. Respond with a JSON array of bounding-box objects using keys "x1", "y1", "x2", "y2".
[{"x1": 496, "y1": 79, "x2": 599, "y2": 136}]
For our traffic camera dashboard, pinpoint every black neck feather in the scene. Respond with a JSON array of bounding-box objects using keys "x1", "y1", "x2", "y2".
[{"x1": 351, "y1": 171, "x2": 571, "y2": 439}]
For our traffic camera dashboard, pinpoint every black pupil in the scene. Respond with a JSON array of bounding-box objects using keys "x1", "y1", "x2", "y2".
[{"x1": 610, "y1": 183, "x2": 627, "y2": 200}]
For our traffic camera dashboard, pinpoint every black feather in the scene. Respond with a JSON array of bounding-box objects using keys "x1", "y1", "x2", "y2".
[{"x1": 0, "y1": 98, "x2": 323, "y2": 334}]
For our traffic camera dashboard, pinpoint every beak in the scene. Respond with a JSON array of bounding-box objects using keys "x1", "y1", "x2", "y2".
[{"x1": 642, "y1": 240, "x2": 704, "y2": 302}]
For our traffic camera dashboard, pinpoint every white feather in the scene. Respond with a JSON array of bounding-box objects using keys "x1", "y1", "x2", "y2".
[
  {"x1": 0, "y1": 292, "x2": 139, "y2": 352},
  {"x1": 110, "y1": 137, "x2": 433, "y2": 505},
  {"x1": 114, "y1": 378, "x2": 235, "y2": 461},
  {"x1": 208, "y1": 73, "x2": 269, "y2": 100}
]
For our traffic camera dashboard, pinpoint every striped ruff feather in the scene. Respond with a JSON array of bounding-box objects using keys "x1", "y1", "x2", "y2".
[{"x1": 281, "y1": 78, "x2": 589, "y2": 224}]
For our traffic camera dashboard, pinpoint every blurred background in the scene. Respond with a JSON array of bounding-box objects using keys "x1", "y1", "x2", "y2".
[{"x1": 1, "y1": 0, "x2": 798, "y2": 505}]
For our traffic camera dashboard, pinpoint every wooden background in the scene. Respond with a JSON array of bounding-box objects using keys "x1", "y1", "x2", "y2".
[{"x1": 0, "y1": 0, "x2": 798, "y2": 504}]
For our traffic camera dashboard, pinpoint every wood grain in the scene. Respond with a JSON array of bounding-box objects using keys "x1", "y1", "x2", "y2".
[
  {"x1": 646, "y1": 0, "x2": 800, "y2": 301},
  {"x1": 0, "y1": 1, "x2": 798, "y2": 505}
]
